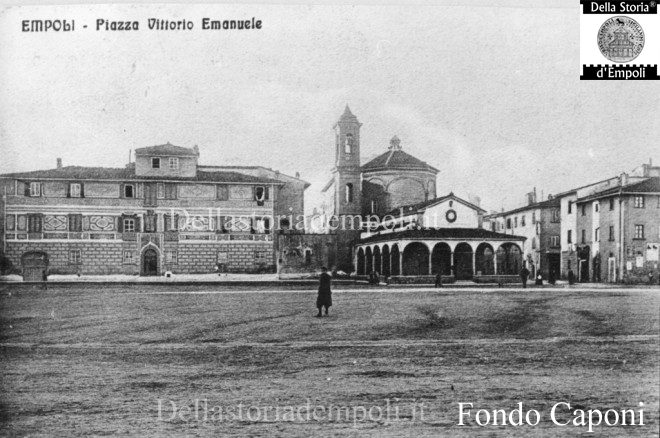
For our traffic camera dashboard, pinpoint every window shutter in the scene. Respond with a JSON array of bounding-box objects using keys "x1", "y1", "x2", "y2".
[
  {"x1": 80, "y1": 183, "x2": 84, "y2": 198},
  {"x1": 118, "y1": 216, "x2": 124, "y2": 232},
  {"x1": 134, "y1": 216, "x2": 141, "y2": 232},
  {"x1": 250, "y1": 217, "x2": 256, "y2": 234},
  {"x1": 24, "y1": 182, "x2": 30, "y2": 197},
  {"x1": 66, "y1": 183, "x2": 71, "y2": 198},
  {"x1": 219, "y1": 215, "x2": 226, "y2": 233},
  {"x1": 265, "y1": 187, "x2": 270, "y2": 200}
]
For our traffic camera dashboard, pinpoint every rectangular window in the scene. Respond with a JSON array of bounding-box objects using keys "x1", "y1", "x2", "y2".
[
  {"x1": 151, "y1": 157, "x2": 160, "y2": 169},
  {"x1": 164, "y1": 213, "x2": 179, "y2": 231},
  {"x1": 567, "y1": 230, "x2": 573, "y2": 244},
  {"x1": 594, "y1": 203, "x2": 599, "y2": 213},
  {"x1": 164, "y1": 183, "x2": 176, "y2": 199},
  {"x1": 253, "y1": 186, "x2": 269, "y2": 202},
  {"x1": 634, "y1": 224, "x2": 645, "y2": 239},
  {"x1": 29, "y1": 182, "x2": 41, "y2": 197},
  {"x1": 514, "y1": 217, "x2": 518, "y2": 228},
  {"x1": 69, "y1": 183, "x2": 82, "y2": 198},
  {"x1": 581, "y1": 204, "x2": 586, "y2": 216},
  {"x1": 506, "y1": 218, "x2": 511, "y2": 229},
  {"x1": 168, "y1": 157, "x2": 179, "y2": 170},
  {"x1": 610, "y1": 198, "x2": 615, "y2": 210},
  {"x1": 157, "y1": 183, "x2": 164, "y2": 199},
  {"x1": 216, "y1": 185, "x2": 228, "y2": 201},
  {"x1": 550, "y1": 235, "x2": 560, "y2": 247},
  {"x1": 68, "y1": 249, "x2": 82, "y2": 265},
  {"x1": 594, "y1": 227, "x2": 600, "y2": 242},
  {"x1": 551, "y1": 209, "x2": 560, "y2": 222},
  {"x1": 634, "y1": 196, "x2": 645, "y2": 208},
  {"x1": 68, "y1": 214, "x2": 82, "y2": 232},
  {"x1": 122, "y1": 251, "x2": 134, "y2": 264},
  {"x1": 609, "y1": 225, "x2": 614, "y2": 241},
  {"x1": 124, "y1": 184, "x2": 135, "y2": 198},
  {"x1": 123, "y1": 218, "x2": 136, "y2": 233},
  {"x1": 165, "y1": 250, "x2": 178, "y2": 264},
  {"x1": 581, "y1": 229, "x2": 586, "y2": 244},
  {"x1": 27, "y1": 214, "x2": 42, "y2": 232},
  {"x1": 144, "y1": 213, "x2": 157, "y2": 232},
  {"x1": 567, "y1": 201, "x2": 572, "y2": 214}
]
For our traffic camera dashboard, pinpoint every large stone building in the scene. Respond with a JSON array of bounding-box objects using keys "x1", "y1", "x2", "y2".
[
  {"x1": 0, "y1": 143, "x2": 308, "y2": 276},
  {"x1": 322, "y1": 106, "x2": 526, "y2": 280}
]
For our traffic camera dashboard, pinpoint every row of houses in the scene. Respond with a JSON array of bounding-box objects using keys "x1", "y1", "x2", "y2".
[{"x1": 484, "y1": 162, "x2": 660, "y2": 283}]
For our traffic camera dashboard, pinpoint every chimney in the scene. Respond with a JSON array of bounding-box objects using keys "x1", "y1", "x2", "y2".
[
  {"x1": 56, "y1": 158, "x2": 62, "y2": 169},
  {"x1": 295, "y1": 172, "x2": 300, "y2": 178},
  {"x1": 620, "y1": 172, "x2": 629, "y2": 186},
  {"x1": 193, "y1": 145, "x2": 199, "y2": 156}
]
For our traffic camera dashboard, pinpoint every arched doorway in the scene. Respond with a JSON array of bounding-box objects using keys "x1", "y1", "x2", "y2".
[
  {"x1": 391, "y1": 245, "x2": 400, "y2": 276},
  {"x1": 496, "y1": 243, "x2": 523, "y2": 275},
  {"x1": 431, "y1": 242, "x2": 452, "y2": 275},
  {"x1": 21, "y1": 251, "x2": 49, "y2": 282},
  {"x1": 365, "y1": 247, "x2": 373, "y2": 274},
  {"x1": 382, "y1": 245, "x2": 391, "y2": 277},
  {"x1": 402, "y1": 242, "x2": 429, "y2": 276},
  {"x1": 357, "y1": 248, "x2": 365, "y2": 275},
  {"x1": 475, "y1": 243, "x2": 495, "y2": 275},
  {"x1": 454, "y1": 243, "x2": 474, "y2": 280},
  {"x1": 142, "y1": 248, "x2": 159, "y2": 276},
  {"x1": 373, "y1": 246, "x2": 382, "y2": 275}
]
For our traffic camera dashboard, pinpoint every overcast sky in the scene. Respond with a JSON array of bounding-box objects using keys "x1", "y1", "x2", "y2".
[{"x1": 1, "y1": 1, "x2": 658, "y2": 212}]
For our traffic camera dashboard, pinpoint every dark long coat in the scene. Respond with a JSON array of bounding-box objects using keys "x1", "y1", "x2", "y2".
[{"x1": 316, "y1": 272, "x2": 332, "y2": 307}]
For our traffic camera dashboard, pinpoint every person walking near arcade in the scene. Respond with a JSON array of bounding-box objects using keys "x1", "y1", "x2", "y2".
[
  {"x1": 520, "y1": 264, "x2": 530, "y2": 289},
  {"x1": 316, "y1": 267, "x2": 332, "y2": 317}
]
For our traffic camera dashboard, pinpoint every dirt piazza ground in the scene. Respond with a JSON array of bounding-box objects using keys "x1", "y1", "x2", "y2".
[{"x1": 0, "y1": 283, "x2": 658, "y2": 437}]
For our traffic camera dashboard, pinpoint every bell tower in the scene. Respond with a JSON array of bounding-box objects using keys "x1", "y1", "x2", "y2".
[{"x1": 332, "y1": 105, "x2": 362, "y2": 271}]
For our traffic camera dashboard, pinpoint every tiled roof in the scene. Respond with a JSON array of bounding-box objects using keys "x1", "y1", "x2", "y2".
[
  {"x1": 576, "y1": 177, "x2": 660, "y2": 203},
  {"x1": 0, "y1": 166, "x2": 134, "y2": 180},
  {"x1": 0, "y1": 166, "x2": 282, "y2": 184},
  {"x1": 384, "y1": 193, "x2": 486, "y2": 217},
  {"x1": 362, "y1": 149, "x2": 438, "y2": 173},
  {"x1": 135, "y1": 143, "x2": 198, "y2": 156},
  {"x1": 360, "y1": 228, "x2": 526, "y2": 244},
  {"x1": 485, "y1": 197, "x2": 561, "y2": 218}
]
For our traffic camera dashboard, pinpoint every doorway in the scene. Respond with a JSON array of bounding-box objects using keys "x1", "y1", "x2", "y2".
[{"x1": 142, "y1": 248, "x2": 159, "y2": 276}]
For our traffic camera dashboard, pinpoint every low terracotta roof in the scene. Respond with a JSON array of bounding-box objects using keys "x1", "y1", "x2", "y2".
[
  {"x1": 0, "y1": 166, "x2": 282, "y2": 184},
  {"x1": 576, "y1": 177, "x2": 660, "y2": 203},
  {"x1": 384, "y1": 193, "x2": 486, "y2": 217},
  {"x1": 362, "y1": 149, "x2": 438, "y2": 173},
  {"x1": 485, "y1": 197, "x2": 561, "y2": 218},
  {"x1": 360, "y1": 228, "x2": 526, "y2": 244},
  {"x1": 135, "y1": 143, "x2": 198, "y2": 156}
]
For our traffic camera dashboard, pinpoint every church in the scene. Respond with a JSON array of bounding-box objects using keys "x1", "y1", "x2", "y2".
[{"x1": 323, "y1": 106, "x2": 526, "y2": 282}]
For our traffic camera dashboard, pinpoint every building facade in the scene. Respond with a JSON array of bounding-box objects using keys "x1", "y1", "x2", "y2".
[
  {"x1": 574, "y1": 177, "x2": 660, "y2": 284},
  {"x1": 483, "y1": 192, "x2": 561, "y2": 280},
  {"x1": 1, "y1": 144, "x2": 308, "y2": 276}
]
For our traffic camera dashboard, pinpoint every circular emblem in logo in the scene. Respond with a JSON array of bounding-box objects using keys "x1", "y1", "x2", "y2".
[
  {"x1": 446, "y1": 209, "x2": 457, "y2": 223},
  {"x1": 597, "y1": 16, "x2": 644, "y2": 63}
]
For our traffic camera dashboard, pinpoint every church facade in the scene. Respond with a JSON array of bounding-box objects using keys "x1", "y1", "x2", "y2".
[{"x1": 323, "y1": 106, "x2": 526, "y2": 281}]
